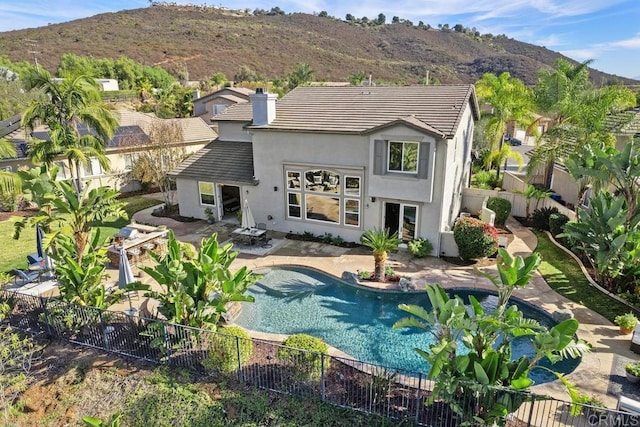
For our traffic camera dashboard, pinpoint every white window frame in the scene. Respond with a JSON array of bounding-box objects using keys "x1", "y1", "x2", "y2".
[
  {"x1": 344, "y1": 175, "x2": 361, "y2": 197},
  {"x1": 198, "y1": 181, "x2": 216, "y2": 206},
  {"x1": 287, "y1": 192, "x2": 301, "y2": 218},
  {"x1": 387, "y1": 141, "x2": 419, "y2": 173},
  {"x1": 344, "y1": 198, "x2": 360, "y2": 227}
]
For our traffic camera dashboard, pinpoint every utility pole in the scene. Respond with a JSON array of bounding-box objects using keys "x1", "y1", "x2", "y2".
[{"x1": 24, "y1": 39, "x2": 40, "y2": 72}]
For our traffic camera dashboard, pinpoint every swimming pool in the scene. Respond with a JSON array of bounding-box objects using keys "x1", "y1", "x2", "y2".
[{"x1": 233, "y1": 266, "x2": 580, "y2": 384}]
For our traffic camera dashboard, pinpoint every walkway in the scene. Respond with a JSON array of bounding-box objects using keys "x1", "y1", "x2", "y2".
[{"x1": 132, "y1": 207, "x2": 636, "y2": 407}]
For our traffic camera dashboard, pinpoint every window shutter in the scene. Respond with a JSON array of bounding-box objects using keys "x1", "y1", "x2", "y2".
[
  {"x1": 373, "y1": 139, "x2": 386, "y2": 175},
  {"x1": 418, "y1": 142, "x2": 430, "y2": 179}
]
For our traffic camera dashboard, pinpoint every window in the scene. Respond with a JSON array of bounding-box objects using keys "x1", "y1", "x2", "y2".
[
  {"x1": 288, "y1": 192, "x2": 301, "y2": 218},
  {"x1": 83, "y1": 157, "x2": 103, "y2": 177},
  {"x1": 306, "y1": 194, "x2": 339, "y2": 224},
  {"x1": 124, "y1": 154, "x2": 136, "y2": 171},
  {"x1": 344, "y1": 176, "x2": 360, "y2": 196},
  {"x1": 198, "y1": 181, "x2": 215, "y2": 206},
  {"x1": 284, "y1": 166, "x2": 362, "y2": 228},
  {"x1": 344, "y1": 199, "x2": 360, "y2": 227},
  {"x1": 388, "y1": 141, "x2": 418, "y2": 173},
  {"x1": 55, "y1": 161, "x2": 68, "y2": 181},
  {"x1": 213, "y1": 104, "x2": 227, "y2": 115}
]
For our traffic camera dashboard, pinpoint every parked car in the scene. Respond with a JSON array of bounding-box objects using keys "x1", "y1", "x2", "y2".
[{"x1": 504, "y1": 137, "x2": 522, "y2": 146}]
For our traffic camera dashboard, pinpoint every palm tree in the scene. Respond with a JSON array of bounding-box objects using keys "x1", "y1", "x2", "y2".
[
  {"x1": 0, "y1": 137, "x2": 19, "y2": 207},
  {"x1": 360, "y1": 228, "x2": 400, "y2": 281},
  {"x1": 529, "y1": 59, "x2": 635, "y2": 187},
  {"x1": 21, "y1": 70, "x2": 117, "y2": 195},
  {"x1": 287, "y1": 63, "x2": 314, "y2": 91},
  {"x1": 475, "y1": 72, "x2": 534, "y2": 182}
]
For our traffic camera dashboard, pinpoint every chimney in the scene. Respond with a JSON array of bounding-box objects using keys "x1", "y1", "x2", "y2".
[{"x1": 250, "y1": 87, "x2": 277, "y2": 126}]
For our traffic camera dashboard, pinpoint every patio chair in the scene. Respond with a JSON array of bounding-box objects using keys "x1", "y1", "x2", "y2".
[
  {"x1": 256, "y1": 223, "x2": 272, "y2": 248},
  {"x1": 26, "y1": 253, "x2": 43, "y2": 267},
  {"x1": 12, "y1": 269, "x2": 40, "y2": 285}
]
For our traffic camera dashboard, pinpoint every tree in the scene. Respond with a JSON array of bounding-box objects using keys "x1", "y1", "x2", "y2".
[
  {"x1": 318, "y1": 10, "x2": 328, "y2": 18},
  {"x1": 394, "y1": 249, "x2": 590, "y2": 425},
  {"x1": 529, "y1": 59, "x2": 635, "y2": 187},
  {"x1": 565, "y1": 139, "x2": 640, "y2": 222},
  {"x1": 345, "y1": 13, "x2": 354, "y2": 22},
  {"x1": 377, "y1": 13, "x2": 386, "y2": 25},
  {"x1": 136, "y1": 231, "x2": 258, "y2": 330},
  {"x1": 475, "y1": 72, "x2": 534, "y2": 182},
  {"x1": 392, "y1": 16, "x2": 400, "y2": 24},
  {"x1": 22, "y1": 69, "x2": 118, "y2": 195},
  {"x1": 16, "y1": 180, "x2": 126, "y2": 264},
  {"x1": 130, "y1": 121, "x2": 187, "y2": 208},
  {"x1": 349, "y1": 71, "x2": 366, "y2": 86},
  {"x1": 0, "y1": 138, "x2": 18, "y2": 206},
  {"x1": 360, "y1": 228, "x2": 400, "y2": 280},
  {"x1": 287, "y1": 63, "x2": 314, "y2": 91}
]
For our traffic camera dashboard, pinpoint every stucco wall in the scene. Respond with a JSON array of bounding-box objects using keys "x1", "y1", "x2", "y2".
[
  {"x1": 217, "y1": 122, "x2": 252, "y2": 142},
  {"x1": 550, "y1": 167, "x2": 580, "y2": 207}
]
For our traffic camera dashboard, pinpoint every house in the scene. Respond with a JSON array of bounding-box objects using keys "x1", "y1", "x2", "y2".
[
  {"x1": 171, "y1": 85, "x2": 479, "y2": 256},
  {"x1": 191, "y1": 87, "x2": 254, "y2": 123},
  {"x1": 0, "y1": 109, "x2": 216, "y2": 193}
]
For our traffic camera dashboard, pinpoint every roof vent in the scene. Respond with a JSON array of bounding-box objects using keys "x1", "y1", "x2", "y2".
[{"x1": 255, "y1": 87, "x2": 265, "y2": 94}]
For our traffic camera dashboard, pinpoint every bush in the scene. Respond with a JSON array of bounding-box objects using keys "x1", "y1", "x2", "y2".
[
  {"x1": 471, "y1": 170, "x2": 499, "y2": 189},
  {"x1": 486, "y1": 197, "x2": 511, "y2": 226},
  {"x1": 549, "y1": 212, "x2": 569, "y2": 237},
  {"x1": 453, "y1": 217, "x2": 499, "y2": 260},
  {"x1": 530, "y1": 207, "x2": 559, "y2": 231},
  {"x1": 407, "y1": 239, "x2": 433, "y2": 258},
  {"x1": 277, "y1": 334, "x2": 330, "y2": 380},
  {"x1": 202, "y1": 326, "x2": 253, "y2": 374}
]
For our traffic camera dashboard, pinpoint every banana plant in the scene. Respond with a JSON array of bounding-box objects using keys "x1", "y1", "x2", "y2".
[
  {"x1": 394, "y1": 250, "x2": 591, "y2": 425},
  {"x1": 134, "y1": 231, "x2": 259, "y2": 330}
]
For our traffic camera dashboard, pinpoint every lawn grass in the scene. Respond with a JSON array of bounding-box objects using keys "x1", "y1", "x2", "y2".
[
  {"x1": 534, "y1": 231, "x2": 631, "y2": 323},
  {"x1": 0, "y1": 195, "x2": 162, "y2": 275}
]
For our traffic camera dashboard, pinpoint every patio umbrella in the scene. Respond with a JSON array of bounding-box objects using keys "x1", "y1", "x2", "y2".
[
  {"x1": 118, "y1": 248, "x2": 137, "y2": 315},
  {"x1": 36, "y1": 226, "x2": 55, "y2": 274},
  {"x1": 241, "y1": 199, "x2": 256, "y2": 229}
]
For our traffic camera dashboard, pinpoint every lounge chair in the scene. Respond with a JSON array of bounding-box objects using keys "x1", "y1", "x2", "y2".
[
  {"x1": 26, "y1": 253, "x2": 43, "y2": 267},
  {"x1": 12, "y1": 269, "x2": 40, "y2": 285}
]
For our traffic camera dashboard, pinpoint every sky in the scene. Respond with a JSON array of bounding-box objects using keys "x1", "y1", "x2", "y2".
[{"x1": 1, "y1": 0, "x2": 639, "y2": 79}]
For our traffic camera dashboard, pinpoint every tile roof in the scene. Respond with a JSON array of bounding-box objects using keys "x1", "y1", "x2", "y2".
[
  {"x1": 169, "y1": 140, "x2": 255, "y2": 184},
  {"x1": 604, "y1": 108, "x2": 640, "y2": 135},
  {"x1": 113, "y1": 110, "x2": 216, "y2": 143},
  {"x1": 193, "y1": 87, "x2": 254, "y2": 102},
  {"x1": 249, "y1": 85, "x2": 479, "y2": 138},
  {"x1": 213, "y1": 102, "x2": 254, "y2": 122}
]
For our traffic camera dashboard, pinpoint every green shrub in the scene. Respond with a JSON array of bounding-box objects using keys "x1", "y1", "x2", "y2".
[
  {"x1": 277, "y1": 334, "x2": 330, "y2": 380},
  {"x1": 548, "y1": 212, "x2": 569, "y2": 237},
  {"x1": 202, "y1": 326, "x2": 253, "y2": 374},
  {"x1": 486, "y1": 197, "x2": 511, "y2": 226},
  {"x1": 471, "y1": 170, "x2": 499, "y2": 189},
  {"x1": 407, "y1": 239, "x2": 433, "y2": 258},
  {"x1": 453, "y1": 217, "x2": 499, "y2": 260},
  {"x1": 530, "y1": 207, "x2": 559, "y2": 231}
]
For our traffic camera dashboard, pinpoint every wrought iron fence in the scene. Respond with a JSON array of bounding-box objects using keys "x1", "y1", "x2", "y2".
[{"x1": 1, "y1": 289, "x2": 638, "y2": 426}]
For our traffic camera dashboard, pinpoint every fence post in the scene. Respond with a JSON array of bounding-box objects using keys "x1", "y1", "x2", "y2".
[
  {"x1": 236, "y1": 335, "x2": 242, "y2": 382},
  {"x1": 40, "y1": 296, "x2": 53, "y2": 337},
  {"x1": 320, "y1": 353, "x2": 326, "y2": 401},
  {"x1": 99, "y1": 310, "x2": 109, "y2": 351},
  {"x1": 415, "y1": 373, "x2": 422, "y2": 424},
  {"x1": 162, "y1": 323, "x2": 172, "y2": 364},
  {"x1": 527, "y1": 393, "x2": 536, "y2": 427}
]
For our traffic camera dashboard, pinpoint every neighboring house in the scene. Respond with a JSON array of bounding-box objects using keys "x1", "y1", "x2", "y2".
[
  {"x1": 192, "y1": 87, "x2": 254, "y2": 123},
  {"x1": 0, "y1": 109, "x2": 216, "y2": 193},
  {"x1": 172, "y1": 85, "x2": 479, "y2": 256},
  {"x1": 548, "y1": 107, "x2": 640, "y2": 208}
]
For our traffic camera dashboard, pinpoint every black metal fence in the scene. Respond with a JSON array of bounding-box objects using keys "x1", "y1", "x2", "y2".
[{"x1": 2, "y1": 289, "x2": 638, "y2": 426}]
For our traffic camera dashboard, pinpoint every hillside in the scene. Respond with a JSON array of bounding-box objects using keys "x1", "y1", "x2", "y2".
[{"x1": 0, "y1": 4, "x2": 636, "y2": 86}]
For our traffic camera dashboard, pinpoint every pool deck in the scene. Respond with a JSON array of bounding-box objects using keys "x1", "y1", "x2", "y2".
[{"x1": 132, "y1": 206, "x2": 636, "y2": 408}]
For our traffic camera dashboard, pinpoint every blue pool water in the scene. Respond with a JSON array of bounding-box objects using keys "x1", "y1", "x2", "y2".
[{"x1": 233, "y1": 266, "x2": 580, "y2": 384}]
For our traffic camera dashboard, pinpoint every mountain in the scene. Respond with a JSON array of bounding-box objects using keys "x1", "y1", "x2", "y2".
[{"x1": 0, "y1": 4, "x2": 637, "y2": 86}]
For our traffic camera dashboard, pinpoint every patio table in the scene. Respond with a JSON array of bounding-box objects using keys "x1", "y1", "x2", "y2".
[{"x1": 232, "y1": 227, "x2": 266, "y2": 245}]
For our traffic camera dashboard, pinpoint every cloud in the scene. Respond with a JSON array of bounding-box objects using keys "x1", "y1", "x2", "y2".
[
  {"x1": 534, "y1": 34, "x2": 563, "y2": 48},
  {"x1": 610, "y1": 33, "x2": 640, "y2": 48}
]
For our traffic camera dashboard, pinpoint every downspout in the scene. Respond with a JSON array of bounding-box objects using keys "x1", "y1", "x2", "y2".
[{"x1": 435, "y1": 141, "x2": 444, "y2": 257}]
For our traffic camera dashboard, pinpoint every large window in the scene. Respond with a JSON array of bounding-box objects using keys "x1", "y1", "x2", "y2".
[
  {"x1": 285, "y1": 167, "x2": 361, "y2": 227},
  {"x1": 388, "y1": 141, "x2": 418, "y2": 173},
  {"x1": 198, "y1": 181, "x2": 215, "y2": 206}
]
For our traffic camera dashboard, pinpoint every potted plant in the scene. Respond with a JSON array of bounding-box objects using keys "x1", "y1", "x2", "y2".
[
  {"x1": 204, "y1": 207, "x2": 215, "y2": 224},
  {"x1": 625, "y1": 362, "x2": 640, "y2": 383},
  {"x1": 615, "y1": 312, "x2": 638, "y2": 334}
]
